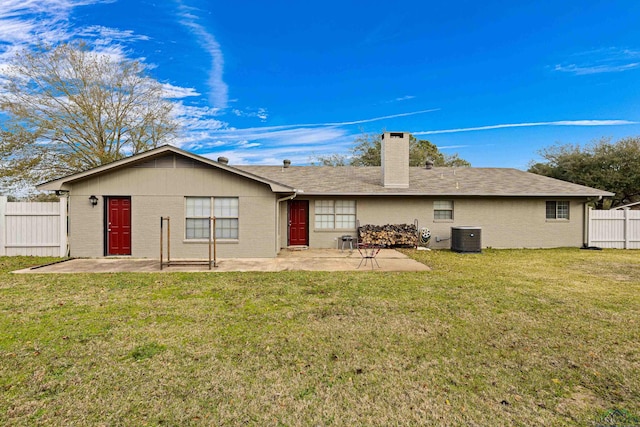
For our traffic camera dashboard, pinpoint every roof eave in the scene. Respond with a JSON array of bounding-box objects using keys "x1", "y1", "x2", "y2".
[{"x1": 289, "y1": 191, "x2": 615, "y2": 197}]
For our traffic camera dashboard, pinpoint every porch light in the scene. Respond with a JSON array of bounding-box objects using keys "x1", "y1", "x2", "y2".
[{"x1": 89, "y1": 195, "x2": 98, "y2": 207}]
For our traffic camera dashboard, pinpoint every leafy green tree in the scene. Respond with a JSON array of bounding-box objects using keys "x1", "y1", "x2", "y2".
[
  {"x1": 0, "y1": 41, "x2": 178, "y2": 192},
  {"x1": 315, "y1": 131, "x2": 471, "y2": 167},
  {"x1": 349, "y1": 131, "x2": 383, "y2": 167},
  {"x1": 528, "y1": 137, "x2": 640, "y2": 208},
  {"x1": 408, "y1": 137, "x2": 471, "y2": 168}
]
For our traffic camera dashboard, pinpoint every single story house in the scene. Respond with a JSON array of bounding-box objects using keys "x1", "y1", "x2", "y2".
[{"x1": 38, "y1": 132, "x2": 613, "y2": 258}]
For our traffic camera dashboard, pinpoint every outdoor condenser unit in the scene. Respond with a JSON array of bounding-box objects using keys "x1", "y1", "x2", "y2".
[{"x1": 451, "y1": 226, "x2": 482, "y2": 253}]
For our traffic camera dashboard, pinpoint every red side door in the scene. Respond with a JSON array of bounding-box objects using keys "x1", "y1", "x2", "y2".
[
  {"x1": 107, "y1": 197, "x2": 131, "y2": 255},
  {"x1": 288, "y1": 200, "x2": 308, "y2": 246}
]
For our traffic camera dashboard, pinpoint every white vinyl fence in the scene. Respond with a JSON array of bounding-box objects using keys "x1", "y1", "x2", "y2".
[
  {"x1": 0, "y1": 196, "x2": 68, "y2": 257},
  {"x1": 588, "y1": 208, "x2": 640, "y2": 249}
]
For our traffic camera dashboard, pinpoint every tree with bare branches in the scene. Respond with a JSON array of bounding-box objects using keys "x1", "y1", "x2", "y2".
[{"x1": 0, "y1": 41, "x2": 178, "y2": 192}]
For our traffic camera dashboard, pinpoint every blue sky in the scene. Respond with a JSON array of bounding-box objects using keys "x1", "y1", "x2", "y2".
[{"x1": 1, "y1": 0, "x2": 640, "y2": 169}]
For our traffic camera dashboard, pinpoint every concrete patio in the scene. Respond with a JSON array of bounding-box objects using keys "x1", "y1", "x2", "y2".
[{"x1": 13, "y1": 248, "x2": 430, "y2": 273}]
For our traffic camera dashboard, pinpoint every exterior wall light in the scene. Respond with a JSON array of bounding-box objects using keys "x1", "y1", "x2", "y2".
[{"x1": 89, "y1": 195, "x2": 98, "y2": 207}]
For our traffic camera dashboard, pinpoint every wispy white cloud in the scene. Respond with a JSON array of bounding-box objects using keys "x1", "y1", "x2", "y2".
[
  {"x1": 192, "y1": 109, "x2": 447, "y2": 164},
  {"x1": 256, "y1": 108, "x2": 268, "y2": 121},
  {"x1": 78, "y1": 25, "x2": 150, "y2": 45},
  {"x1": 174, "y1": 1, "x2": 228, "y2": 109},
  {"x1": 0, "y1": 3, "x2": 210, "y2": 104},
  {"x1": 185, "y1": 109, "x2": 445, "y2": 164},
  {"x1": 554, "y1": 47, "x2": 640, "y2": 75},
  {"x1": 200, "y1": 129, "x2": 353, "y2": 166},
  {"x1": 171, "y1": 103, "x2": 227, "y2": 149},
  {"x1": 0, "y1": 1, "x2": 117, "y2": 48},
  {"x1": 162, "y1": 83, "x2": 200, "y2": 99},
  {"x1": 321, "y1": 108, "x2": 439, "y2": 126},
  {"x1": 379, "y1": 95, "x2": 417, "y2": 104},
  {"x1": 395, "y1": 95, "x2": 415, "y2": 101},
  {"x1": 555, "y1": 62, "x2": 640, "y2": 75},
  {"x1": 413, "y1": 120, "x2": 639, "y2": 135},
  {"x1": 232, "y1": 107, "x2": 269, "y2": 121},
  {"x1": 194, "y1": 108, "x2": 440, "y2": 142},
  {"x1": 437, "y1": 145, "x2": 470, "y2": 150},
  {"x1": 0, "y1": 0, "x2": 150, "y2": 70}
]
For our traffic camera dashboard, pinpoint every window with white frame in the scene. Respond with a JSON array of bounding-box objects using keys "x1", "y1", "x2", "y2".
[
  {"x1": 314, "y1": 200, "x2": 356, "y2": 229},
  {"x1": 185, "y1": 197, "x2": 239, "y2": 239},
  {"x1": 186, "y1": 197, "x2": 211, "y2": 239},
  {"x1": 546, "y1": 201, "x2": 569, "y2": 220},
  {"x1": 214, "y1": 197, "x2": 239, "y2": 238},
  {"x1": 434, "y1": 200, "x2": 454, "y2": 220}
]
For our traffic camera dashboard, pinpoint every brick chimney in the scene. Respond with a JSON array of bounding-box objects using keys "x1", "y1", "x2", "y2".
[{"x1": 381, "y1": 132, "x2": 410, "y2": 188}]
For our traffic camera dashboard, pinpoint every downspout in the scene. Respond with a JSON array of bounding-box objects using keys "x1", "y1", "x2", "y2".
[
  {"x1": 583, "y1": 196, "x2": 602, "y2": 247},
  {"x1": 583, "y1": 201, "x2": 589, "y2": 248},
  {"x1": 55, "y1": 190, "x2": 71, "y2": 257},
  {"x1": 276, "y1": 191, "x2": 297, "y2": 254}
]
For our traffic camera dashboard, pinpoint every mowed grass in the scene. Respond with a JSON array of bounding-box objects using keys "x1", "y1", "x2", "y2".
[{"x1": 1, "y1": 250, "x2": 639, "y2": 426}]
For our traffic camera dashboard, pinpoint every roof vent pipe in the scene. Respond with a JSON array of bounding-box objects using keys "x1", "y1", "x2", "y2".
[
  {"x1": 425, "y1": 159, "x2": 434, "y2": 169},
  {"x1": 217, "y1": 156, "x2": 229, "y2": 165},
  {"x1": 283, "y1": 159, "x2": 291, "y2": 168}
]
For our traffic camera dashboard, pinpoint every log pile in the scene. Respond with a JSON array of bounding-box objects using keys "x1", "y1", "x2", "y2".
[{"x1": 358, "y1": 223, "x2": 418, "y2": 247}]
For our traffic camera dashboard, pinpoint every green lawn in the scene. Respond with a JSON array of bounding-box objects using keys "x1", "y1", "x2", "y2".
[{"x1": 1, "y1": 250, "x2": 639, "y2": 426}]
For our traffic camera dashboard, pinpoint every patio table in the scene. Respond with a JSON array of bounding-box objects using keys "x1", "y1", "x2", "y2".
[{"x1": 357, "y1": 244, "x2": 383, "y2": 269}]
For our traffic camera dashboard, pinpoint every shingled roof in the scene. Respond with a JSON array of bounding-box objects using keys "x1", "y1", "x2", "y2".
[
  {"x1": 36, "y1": 144, "x2": 614, "y2": 198},
  {"x1": 235, "y1": 165, "x2": 613, "y2": 197}
]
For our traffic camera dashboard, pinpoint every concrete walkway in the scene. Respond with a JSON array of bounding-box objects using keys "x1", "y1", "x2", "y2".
[{"x1": 13, "y1": 249, "x2": 430, "y2": 273}]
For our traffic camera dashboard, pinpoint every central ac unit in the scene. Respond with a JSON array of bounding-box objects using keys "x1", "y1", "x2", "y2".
[{"x1": 451, "y1": 226, "x2": 482, "y2": 253}]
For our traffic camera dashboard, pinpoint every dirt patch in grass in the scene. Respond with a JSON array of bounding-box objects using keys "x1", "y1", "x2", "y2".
[
  {"x1": 572, "y1": 259, "x2": 640, "y2": 282},
  {"x1": 556, "y1": 386, "x2": 606, "y2": 418}
]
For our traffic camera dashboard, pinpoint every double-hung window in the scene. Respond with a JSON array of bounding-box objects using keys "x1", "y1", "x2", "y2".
[
  {"x1": 546, "y1": 201, "x2": 569, "y2": 220},
  {"x1": 186, "y1": 197, "x2": 211, "y2": 239},
  {"x1": 434, "y1": 200, "x2": 454, "y2": 220},
  {"x1": 315, "y1": 200, "x2": 356, "y2": 229},
  {"x1": 185, "y1": 197, "x2": 239, "y2": 239},
  {"x1": 214, "y1": 198, "x2": 239, "y2": 238}
]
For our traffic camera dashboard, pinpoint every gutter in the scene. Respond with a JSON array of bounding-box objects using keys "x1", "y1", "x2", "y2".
[{"x1": 288, "y1": 192, "x2": 614, "y2": 197}]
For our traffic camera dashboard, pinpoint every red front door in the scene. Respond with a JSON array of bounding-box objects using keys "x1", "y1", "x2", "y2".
[
  {"x1": 107, "y1": 197, "x2": 131, "y2": 255},
  {"x1": 288, "y1": 200, "x2": 308, "y2": 246}
]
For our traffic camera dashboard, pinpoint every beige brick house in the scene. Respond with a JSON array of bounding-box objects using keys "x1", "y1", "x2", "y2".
[{"x1": 38, "y1": 132, "x2": 612, "y2": 258}]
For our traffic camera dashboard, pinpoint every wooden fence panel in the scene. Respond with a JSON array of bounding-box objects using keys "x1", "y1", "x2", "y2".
[{"x1": 0, "y1": 196, "x2": 67, "y2": 257}]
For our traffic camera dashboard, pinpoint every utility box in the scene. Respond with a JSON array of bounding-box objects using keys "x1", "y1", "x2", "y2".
[{"x1": 451, "y1": 226, "x2": 482, "y2": 253}]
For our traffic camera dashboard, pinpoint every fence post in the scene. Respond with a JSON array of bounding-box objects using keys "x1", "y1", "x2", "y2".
[
  {"x1": 587, "y1": 206, "x2": 593, "y2": 247},
  {"x1": 59, "y1": 197, "x2": 68, "y2": 257},
  {"x1": 0, "y1": 196, "x2": 6, "y2": 256},
  {"x1": 624, "y1": 208, "x2": 630, "y2": 250}
]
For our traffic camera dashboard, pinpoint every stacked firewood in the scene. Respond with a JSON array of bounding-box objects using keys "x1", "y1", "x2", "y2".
[{"x1": 358, "y1": 223, "x2": 418, "y2": 247}]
